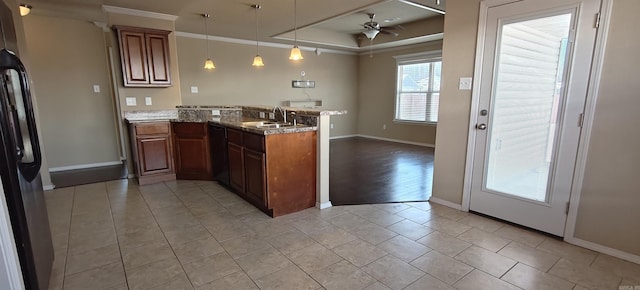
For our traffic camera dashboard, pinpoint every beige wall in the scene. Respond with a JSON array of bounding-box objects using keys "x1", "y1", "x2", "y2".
[
  {"x1": 432, "y1": 0, "x2": 479, "y2": 203},
  {"x1": 574, "y1": 0, "x2": 640, "y2": 256},
  {"x1": 22, "y1": 15, "x2": 121, "y2": 169},
  {"x1": 357, "y1": 42, "x2": 442, "y2": 145},
  {"x1": 177, "y1": 36, "x2": 359, "y2": 137},
  {"x1": 432, "y1": 0, "x2": 640, "y2": 256}
]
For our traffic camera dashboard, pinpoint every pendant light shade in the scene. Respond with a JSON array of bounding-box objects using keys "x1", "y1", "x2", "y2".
[
  {"x1": 204, "y1": 58, "x2": 215, "y2": 69},
  {"x1": 19, "y1": 4, "x2": 32, "y2": 16},
  {"x1": 251, "y1": 4, "x2": 264, "y2": 67},
  {"x1": 289, "y1": 0, "x2": 303, "y2": 61},
  {"x1": 202, "y1": 13, "x2": 215, "y2": 70},
  {"x1": 252, "y1": 55, "x2": 264, "y2": 67},
  {"x1": 289, "y1": 46, "x2": 303, "y2": 60}
]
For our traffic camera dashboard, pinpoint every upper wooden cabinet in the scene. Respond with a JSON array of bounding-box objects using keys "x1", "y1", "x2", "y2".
[{"x1": 115, "y1": 26, "x2": 172, "y2": 87}]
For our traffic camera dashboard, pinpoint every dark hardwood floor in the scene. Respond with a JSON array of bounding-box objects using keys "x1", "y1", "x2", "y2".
[
  {"x1": 330, "y1": 137, "x2": 434, "y2": 205},
  {"x1": 50, "y1": 163, "x2": 128, "y2": 188}
]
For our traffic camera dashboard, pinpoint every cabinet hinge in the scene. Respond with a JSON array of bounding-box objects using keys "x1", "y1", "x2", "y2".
[
  {"x1": 594, "y1": 12, "x2": 601, "y2": 28},
  {"x1": 578, "y1": 113, "x2": 584, "y2": 127}
]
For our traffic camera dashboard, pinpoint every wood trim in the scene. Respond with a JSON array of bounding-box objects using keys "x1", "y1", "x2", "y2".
[{"x1": 112, "y1": 25, "x2": 171, "y2": 36}]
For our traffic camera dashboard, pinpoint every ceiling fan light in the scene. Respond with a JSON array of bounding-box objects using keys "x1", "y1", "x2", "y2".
[
  {"x1": 204, "y1": 58, "x2": 215, "y2": 69},
  {"x1": 289, "y1": 46, "x2": 303, "y2": 60},
  {"x1": 19, "y1": 4, "x2": 32, "y2": 16},
  {"x1": 252, "y1": 55, "x2": 264, "y2": 67},
  {"x1": 363, "y1": 29, "x2": 380, "y2": 40}
]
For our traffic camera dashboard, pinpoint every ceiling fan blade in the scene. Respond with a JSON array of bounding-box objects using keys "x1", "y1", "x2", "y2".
[{"x1": 379, "y1": 29, "x2": 399, "y2": 37}]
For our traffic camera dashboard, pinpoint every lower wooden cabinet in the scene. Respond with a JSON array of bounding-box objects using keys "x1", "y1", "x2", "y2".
[
  {"x1": 243, "y1": 148, "x2": 267, "y2": 206},
  {"x1": 226, "y1": 128, "x2": 316, "y2": 217},
  {"x1": 227, "y1": 142, "x2": 245, "y2": 192},
  {"x1": 129, "y1": 121, "x2": 176, "y2": 185},
  {"x1": 172, "y1": 122, "x2": 213, "y2": 180}
]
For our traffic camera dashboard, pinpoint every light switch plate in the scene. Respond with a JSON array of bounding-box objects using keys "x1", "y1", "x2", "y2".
[
  {"x1": 145, "y1": 97, "x2": 152, "y2": 106},
  {"x1": 125, "y1": 97, "x2": 136, "y2": 106},
  {"x1": 190, "y1": 86, "x2": 199, "y2": 93},
  {"x1": 459, "y1": 77, "x2": 473, "y2": 90},
  {"x1": 93, "y1": 85, "x2": 100, "y2": 93}
]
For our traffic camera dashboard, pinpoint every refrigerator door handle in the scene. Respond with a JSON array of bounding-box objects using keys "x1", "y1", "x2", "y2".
[{"x1": 0, "y1": 49, "x2": 41, "y2": 182}]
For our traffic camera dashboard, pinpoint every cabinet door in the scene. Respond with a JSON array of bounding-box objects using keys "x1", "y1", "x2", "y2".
[
  {"x1": 209, "y1": 125, "x2": 229, "y2": 185},
  {"x1": 228, "y1": 142, "x2": 245, "y2": 193},
  {"x1": 137, "y1": 136, "x2": 172, "y2": 176},
  {"x1": 145, "y1": 33, "x2": 171, "y2": 85},
  {"x1": 244, "y1": 148, "x2": 267, "y2": 207},
  {"x1": 120, "y1": 31, "x2": 149, "y2": 85},
  {"x1": 174, "y1": 137, "x2": 212, "y2": 180}
]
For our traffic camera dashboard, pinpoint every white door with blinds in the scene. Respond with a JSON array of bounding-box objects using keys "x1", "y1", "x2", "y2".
[{"x1": 470, "y1": 0, "x2": 600, "y2": 236}]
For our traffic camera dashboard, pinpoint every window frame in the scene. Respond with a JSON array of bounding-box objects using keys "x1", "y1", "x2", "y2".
[{"x1": 393, "y1": 51, "x2": 442, "y2": 125}]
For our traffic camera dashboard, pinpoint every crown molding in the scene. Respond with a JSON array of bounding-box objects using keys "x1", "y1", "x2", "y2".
[{"x1": 102, "y1": 5, "x2": 178, "y2": 21}]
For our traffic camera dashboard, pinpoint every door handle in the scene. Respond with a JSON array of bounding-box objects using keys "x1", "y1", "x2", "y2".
[{"x1": 477, "y1": 123, "x2": 487, "y2": 130}]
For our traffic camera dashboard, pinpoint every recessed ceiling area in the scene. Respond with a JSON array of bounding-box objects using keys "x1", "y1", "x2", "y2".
[
  {"x1": 274, "y1": 0, "x2": 445, "y2": 51},
  {"x1": 26, "y1": 0, "x2": 446, "y2": 52}
]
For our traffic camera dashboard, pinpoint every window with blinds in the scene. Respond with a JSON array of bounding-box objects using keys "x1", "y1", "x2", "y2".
[{"x1": 394, "y1": 52, "x2": 442, "y2": 124}]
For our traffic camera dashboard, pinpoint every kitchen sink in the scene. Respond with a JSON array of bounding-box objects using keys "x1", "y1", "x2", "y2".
[{"x1": 242, "y1": 121, "x2": 297, "y2": 129}]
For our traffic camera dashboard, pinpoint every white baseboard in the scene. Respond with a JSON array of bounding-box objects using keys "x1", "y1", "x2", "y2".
[
  {"x1": 330, "y1": 134, "x2": 358, "y2": 140},
  {"x1": 49, "y1": 161, "x2": 123, "y2": 172},
  {"x1": 42, "y1": 184, "x2": 55, "y2": 191},
  {"x1": 356, "y1": 134, "x2": 436, "y2": 148},
  {"x1": 316, "y1": 201, "x2": 333, "y2": 209},
  {"x1": 565, "y1": 236, "x2": 640, "y2": 265},
  {"x1": 328, "y1": 134, "x2": 435, "y2": 148},
  {"x1": 428, "y1": 197, "x2": 463, "y2": 211}
]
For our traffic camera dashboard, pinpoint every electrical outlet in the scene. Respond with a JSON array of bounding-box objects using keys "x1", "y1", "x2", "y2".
[
  {"x1": 190, "y1": 86, "x2": 199, "y2": 93},
  {"x1": 93, "y1": 85, "x2": 100, "y2": 93},
  {"x1": 459, "y1": 77, "x2": 473, "y2": 90},
  {"x1": 125, "y1": 97, "x2": 136, "y2": 106},
  {"x1": 145, "y1": 97, "x2": 152, "y2": 106},
  {"x1": 212, "y1": 109, "x2": 221, "y2": 116},
  {"x1": 383, "y1": 124, "x2": 386, "y2": 130},
  {"x1": 330, "y1": 123, "x2": 334, "y2": 129},
  {"x1": 269, "y1": 112, "x2": 275, "y2": 119},
  {"x1": 259, "y1": 112, "x2": 265, "y2": 118}
]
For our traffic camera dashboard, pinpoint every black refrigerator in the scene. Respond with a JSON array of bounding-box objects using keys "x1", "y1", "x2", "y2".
[{"x1": 0, "y1": 2, "x2": 54, "y2": 289}]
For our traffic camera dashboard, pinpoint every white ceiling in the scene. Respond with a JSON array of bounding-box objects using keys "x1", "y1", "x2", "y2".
[{"x1": 26, "y1": 0, "x2": 446, "y2": 51}]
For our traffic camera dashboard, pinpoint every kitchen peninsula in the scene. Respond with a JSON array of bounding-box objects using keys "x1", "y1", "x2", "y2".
[{"x1": 125, "y1": 105, "x2": 346, "y2": 217}]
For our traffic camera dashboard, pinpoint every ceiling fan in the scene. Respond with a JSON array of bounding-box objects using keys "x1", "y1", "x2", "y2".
[{"x1": 361, "y1": 13, "x2": 399, "y2": 40}]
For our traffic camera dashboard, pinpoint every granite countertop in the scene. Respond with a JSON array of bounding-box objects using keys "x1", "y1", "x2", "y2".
[{"x1": 124, "y1": 108, "x2": 319, "y2": 135}]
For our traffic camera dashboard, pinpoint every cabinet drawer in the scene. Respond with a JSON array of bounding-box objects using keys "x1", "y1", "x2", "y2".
[
  {"x1": 243, "y1": 132, "x2": 265, "y2": 152},
  {"x1": 227, "y1": 128, "x2": 243, "y2": 145},
  {"x1": 135, "y1": 123, "x2": 170, "y2": 135},
  {"x1": 173, "y1": 122, "x2": 206, "y2": 136}
]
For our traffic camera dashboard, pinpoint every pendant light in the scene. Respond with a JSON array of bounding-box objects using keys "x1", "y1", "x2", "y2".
[
  {"x1": 288, "y1": 0, "x2": 303, "y2": 61},
  {"x1": 202, "y1": 13, "x2": 215, "y2": 70},
  {"x1": 251, "y1": 4, "x2": 264, "y2": 67},
  {"x1": 19, "y1": 4, "x2": 32, "y2": 16}
]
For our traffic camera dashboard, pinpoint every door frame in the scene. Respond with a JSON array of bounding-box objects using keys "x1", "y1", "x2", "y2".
[{"x1": 461, "y1": 0, "x2": 612, "y2": 239}]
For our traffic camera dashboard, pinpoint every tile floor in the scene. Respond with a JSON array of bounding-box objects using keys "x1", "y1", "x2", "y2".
[{"x1": 45, "y1": 179, "x2": 640, "y2": 290}]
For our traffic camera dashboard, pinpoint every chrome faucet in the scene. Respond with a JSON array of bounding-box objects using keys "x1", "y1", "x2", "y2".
[{"x1": 273, "y1": 105, "x2": 287, "y2": 124}]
